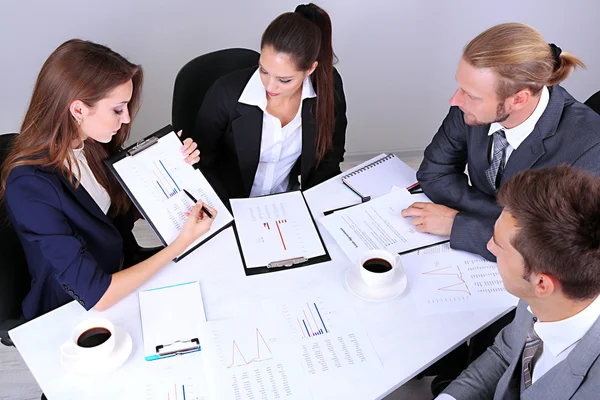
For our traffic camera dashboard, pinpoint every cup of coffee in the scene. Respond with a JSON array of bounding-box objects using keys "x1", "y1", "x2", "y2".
[
  {"x1": 359, "y1": 249, "x2": 403, "y2": 287},
  {"x1": 60, "y1": 318, "x2": 115, "y2": 364}
]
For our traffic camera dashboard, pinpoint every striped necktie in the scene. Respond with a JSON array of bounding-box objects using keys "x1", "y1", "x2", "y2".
[
  {"x1": 522, "y1": 317, "x2": 543, "y2": 389},
  {"x1": 485, "y1": 129, "x2": 509, "y2": 191}
]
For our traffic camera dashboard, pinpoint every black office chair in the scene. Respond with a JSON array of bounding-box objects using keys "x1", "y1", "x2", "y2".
[
  {"x1": 585, "y1": 90, "x2": 600, "y2": 115},
  {"x1": 0, "y1": 133, "x2": 30, "y2": 347},
  {"x1": 172, "y1": 48, "x2": 260, "y2": 137}
]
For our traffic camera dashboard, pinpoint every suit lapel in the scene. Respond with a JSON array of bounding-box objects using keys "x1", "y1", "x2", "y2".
[
  {"x1": 521, "y1": 309, "x2": 600, "y2": 399},
  {"x1": 231, "y1": 103, "x2": 263, "y2": 195},
  {"x1": 467, "y1": 125, "x2": 496, "y2": 195},
  {"x1": 500, "y1": 85, "x2": 565, "y2": 186},
  {"x1": 300, "y1": 98, "x2": 317, "y2": 185},
  {"x1": 57, "y1": 172, "x2": 113, "y2": 228}
]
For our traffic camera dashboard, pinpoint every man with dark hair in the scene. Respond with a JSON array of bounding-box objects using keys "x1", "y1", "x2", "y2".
[{"x1": 437, "y1": 165, "x2": 600, "y2": 399}]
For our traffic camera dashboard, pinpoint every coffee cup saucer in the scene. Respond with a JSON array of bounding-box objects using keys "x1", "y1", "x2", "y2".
[
  {"x1": 345, "y1": 267, "x2": 408, "y2": 302},
  {"x1": 61, "y1": 325, "x2": 132, "y2": 375}
]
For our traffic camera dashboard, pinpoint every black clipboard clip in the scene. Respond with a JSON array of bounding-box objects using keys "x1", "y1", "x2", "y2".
[
  {"x1": 267, "y1": 256, "x2": 308, "y2": 269},
  {"x1": 128, "y1": 136, "x2": 159, "y2": 156},
  {"x1": 155, "y1": 338, "x2": 200, "y2": 358}
]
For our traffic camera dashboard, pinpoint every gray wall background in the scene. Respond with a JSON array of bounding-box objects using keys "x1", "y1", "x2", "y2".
[{"x1": 1, "y1": 0, "x2": 599, "y2": 158}]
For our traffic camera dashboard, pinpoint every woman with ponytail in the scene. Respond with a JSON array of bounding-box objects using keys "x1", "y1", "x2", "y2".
[{"x1": 195, "y1": 3, "x2": 347, "y2": 202}]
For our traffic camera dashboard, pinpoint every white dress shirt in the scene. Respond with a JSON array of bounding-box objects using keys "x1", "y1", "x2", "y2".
[
  {"x1": 66, "y1": 144, "x2": 112, "y2": 214},
  {"x1": 488, "y1": 86, "x2": 550, "y2": 165},
  {"x1": 238, "y1": 68, "x2": 316, "y2": 197},
  {"x1": 437, "y1": 294, "x2": 600, "y2": 400}
]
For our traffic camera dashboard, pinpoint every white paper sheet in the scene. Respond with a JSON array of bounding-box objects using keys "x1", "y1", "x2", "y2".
[
  {"x1": 230, "y1": 191, "x2": 326, "y2": 268},
  {"x1": 139, "y1": 281, "x2": 206, "y2": 360},
  {"x1": 262, "y1": 287, "x2": 383, "y2": 400},
  {"x1": 199, "y1": 317, "x2": 311, "y2": 400},
  {"x1": 113, "y1": 131, "x2": 233, "y2": 257},
  {"x1": 319, "y1": 188, "x2": 448, "y2": 263},
  {"x1": 401, "y1": 243, "x2": 518, "y2": 315}
]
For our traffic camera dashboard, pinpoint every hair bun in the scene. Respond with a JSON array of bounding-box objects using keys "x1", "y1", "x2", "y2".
[{"x1": 295, "y1": 4, "x2": 321, "y2": 23}]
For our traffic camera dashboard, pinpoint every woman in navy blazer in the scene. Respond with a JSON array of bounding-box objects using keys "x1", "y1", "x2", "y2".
[
  {"x1": 0, "y1": 40, "x2": 215, "y2": 320},
  {"x1": 195, "y1": 3, "x2": 347, "y2": 203}
]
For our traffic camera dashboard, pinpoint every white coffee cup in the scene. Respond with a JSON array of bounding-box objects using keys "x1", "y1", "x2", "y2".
[
  {"x1": 359, "y1": 249, "x2": 404, "y2": 288},
  {"x1": 60, "y1": 318, "x2": 115, "y2": 364}
]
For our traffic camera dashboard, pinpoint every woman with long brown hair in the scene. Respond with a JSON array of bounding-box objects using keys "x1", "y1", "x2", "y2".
[
  {"x1": 195, "y1": 3, "x2": 347, "y2": 203},
  {"x1": 0, "y1": 39, "x2": 215, "y2": 320}
]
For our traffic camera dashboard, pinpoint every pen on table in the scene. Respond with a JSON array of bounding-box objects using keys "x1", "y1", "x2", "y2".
[
  {"x1": 407, "y1": 182, "x2": 423, "y2": 194},
  {"x1": 182, "y1": 189, "x2": 214, "y2": 219},
  {"x1": 323, "y1": 195, "x2": 371, "y2": 216}
]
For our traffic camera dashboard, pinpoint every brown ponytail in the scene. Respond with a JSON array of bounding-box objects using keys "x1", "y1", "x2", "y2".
[
  {"x1": 549, "y1": 51, "x2": 586, "y2": 86},
  {"x1": 261, "y1": 3, "x2": 337, "y2": 163}
]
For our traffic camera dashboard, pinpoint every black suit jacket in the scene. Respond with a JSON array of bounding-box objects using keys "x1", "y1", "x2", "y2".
[
  {"x1": 193, "y1": 67, "x2": 347, "y2": 203},
  {"x1": 418, "y1": 85, "x2": 600, "y2": 260}
]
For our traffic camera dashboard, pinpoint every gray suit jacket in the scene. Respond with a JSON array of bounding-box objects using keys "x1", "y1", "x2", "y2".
[
  {"x1": 443, "y1": 300, "x2": 600, "y2": 399},
  {"x1": 417, "y1": 85, "x2": 600, "y2": 260}
]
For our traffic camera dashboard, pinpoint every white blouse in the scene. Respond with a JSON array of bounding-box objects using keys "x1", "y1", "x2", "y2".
[
  {"x1": 67, "y1": 144, "x2": 112, "y2": 214},
  {"x1": 238, "y1": 69, "x2": 317, "y2": 197}
]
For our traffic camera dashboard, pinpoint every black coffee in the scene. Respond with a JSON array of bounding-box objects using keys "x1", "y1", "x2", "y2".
[
  {"x1": 77, "y1": 327, "x2": 112, "y2": 348},
  {"x1": 362, "y1": 258, "x2": 392, "y2": 273}
]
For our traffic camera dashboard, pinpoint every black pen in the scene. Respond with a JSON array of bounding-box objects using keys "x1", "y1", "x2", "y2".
[{"x1": 182, "y1": 189, "x2": 213, "y2": 219}]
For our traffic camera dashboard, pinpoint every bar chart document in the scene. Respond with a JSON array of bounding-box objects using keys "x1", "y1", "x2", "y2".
[
  {"x1": 263, "y1": 288, "x2": 383, "y2": 400},
  {"x1": 320, "y1": 188, "x2": 448, "y2": 263},
  {"x1": 230, "y1": 191, "x2": 326, "y2": 268},
  {"x1": 199, "y1": 317, "x2": 311, "y2": 400},
  {"x1": 111, "y1": 130, "x2": 233, "y2": 259},
  {"x1": 401, "y1": 243, "x2": 518, "y2": 315}
]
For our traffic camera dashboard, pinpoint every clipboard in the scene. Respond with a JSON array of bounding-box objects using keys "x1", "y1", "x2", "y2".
[
  {"x1": 139, "y1": 281, "x2": 205, "y2": 361},
  {"x1": 105, "y1": 125, "x2": 233, "y2": 262},
  {"x1": 230, "y1": 191, "x2": 331, "y2": 276}
]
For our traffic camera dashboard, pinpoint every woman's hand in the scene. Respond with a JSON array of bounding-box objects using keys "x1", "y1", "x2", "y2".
[
  {"x1": 177, "y1": 130, "x2": 200, "y2": 165},
  {"x1": 177, "y1": 202, "x2": 217, "y2": 246}
]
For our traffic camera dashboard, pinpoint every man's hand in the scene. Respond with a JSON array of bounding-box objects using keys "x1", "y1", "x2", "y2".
[{"x1": 401, "y1": 202, "x2": 459, "y2": 236}]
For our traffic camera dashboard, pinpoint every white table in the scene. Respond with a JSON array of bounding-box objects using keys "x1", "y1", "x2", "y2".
[{"x1": 9, "y1": 159, "x2": 512, "y2": 400}]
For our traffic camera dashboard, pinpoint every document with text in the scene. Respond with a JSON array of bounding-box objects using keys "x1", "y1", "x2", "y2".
[{"x1": 320, "y1": 188, "x2": 448, "y2": 263}]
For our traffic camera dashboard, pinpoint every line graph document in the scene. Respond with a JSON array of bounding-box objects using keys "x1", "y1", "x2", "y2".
[
  {"x1": 230, "y1": 191, "x2": 326, "y2": 268},
  {"x1": 112, "y1": 131, "x2": 233, "y2": 258},
  {"x1": 263, "y1": 288, "x2": 383, "y2": 400},
  {"x1": 199, "y1": 317, "x2": 311, "y2": 400},
  {"x1": 319, "y1": 188, "x2": 448, "y2": 263},
  {"x1": 401, "y1": 243, "x2": 518, "y2": 315}
]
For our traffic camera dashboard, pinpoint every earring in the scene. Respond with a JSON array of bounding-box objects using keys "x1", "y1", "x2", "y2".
[{"x1": 77, "y1": 118, "x2": 82, "y2": 126}]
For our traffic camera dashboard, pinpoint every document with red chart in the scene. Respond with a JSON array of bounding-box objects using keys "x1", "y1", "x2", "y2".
[
  {"x1": 230, "y1": 191, "x2": 327, "y2": 270},
  {"x1": 401, "y1": 243, "x2": 518, "y2": 315}
]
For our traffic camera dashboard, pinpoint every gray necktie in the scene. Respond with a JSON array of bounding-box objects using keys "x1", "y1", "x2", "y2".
[
  {"x1": 522, "y1": 317, "x2": 543, "y2": 389},
  {"x1": 485, "y1": 129, "x2": 509, "y2": 191}
]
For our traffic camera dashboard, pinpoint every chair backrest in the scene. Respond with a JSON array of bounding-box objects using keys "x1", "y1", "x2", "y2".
[
  {"x1": 0, "y1": 133, "x2": 29, "y2": 334},
  {"x1": 171, "y1": 48, "x2": 260, "y2": 137},
  {"x1": 585, "y1": 90, "x2": 600, "y2": 115}
]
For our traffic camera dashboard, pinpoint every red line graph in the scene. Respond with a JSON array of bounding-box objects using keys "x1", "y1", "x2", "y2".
[
  {"x1": 275, "y1": 220, "x2": 287, "y2": 250},
  {"x1": 423, "y1": 265, "x2": 472, "y2": 295},
  {"x1": 227, "y1": 328, "x2": 273, "y2": 368}
]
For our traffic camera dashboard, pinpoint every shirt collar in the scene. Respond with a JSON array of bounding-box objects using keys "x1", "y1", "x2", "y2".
[
  {"x1": 528, "y1": 294, "x2": 600, "y2": 357},
  {"x1": 238, "y1": 68, "x2": 316, "y2": 112},
  {"x1": 488, "y1": 85, "x2": 550, "y2": 150}
]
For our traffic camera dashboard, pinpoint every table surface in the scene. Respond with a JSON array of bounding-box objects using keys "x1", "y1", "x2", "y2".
[{"x1": 10, "y1": 158, "x2": 512, "y2": 400}]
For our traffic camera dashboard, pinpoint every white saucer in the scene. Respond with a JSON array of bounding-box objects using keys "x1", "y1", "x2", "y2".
[
  {"x1": 345, "y1": 268, "x2": 408, "y2": 302},
  {"x1": 61, "y1": 325, "x2": 132, "y2": 375}
]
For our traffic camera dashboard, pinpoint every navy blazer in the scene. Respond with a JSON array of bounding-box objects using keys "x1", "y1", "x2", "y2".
[
  {"x1": 418, "y1": 85, "x2": 600, "y2": 260},
  {"x1": 194, "y1": 66, "x2": 347, "y2": 203},
  {"x1": 5, "y1": 165, "x2": 136, "y2": 320}
]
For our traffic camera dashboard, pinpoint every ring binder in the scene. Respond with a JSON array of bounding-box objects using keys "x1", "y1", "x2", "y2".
[
  {"x1": 341, "y1": 154, "x2": 396, "y2": 179},
  {"x1": 267, "y1": 256, "x2": 308, "y2": 269},
  {"x1": 156, "y1": 338, "x2": 200, "y2": 357}
]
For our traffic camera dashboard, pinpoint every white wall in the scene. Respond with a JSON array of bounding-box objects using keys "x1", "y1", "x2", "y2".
[{"x1": 1, "y1": 0, "x2": 599, "y2": 158}]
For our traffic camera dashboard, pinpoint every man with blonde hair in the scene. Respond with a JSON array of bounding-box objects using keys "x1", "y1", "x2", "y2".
[{"x1": 403, "y1": 22, "x2": 600, "y2": 260}]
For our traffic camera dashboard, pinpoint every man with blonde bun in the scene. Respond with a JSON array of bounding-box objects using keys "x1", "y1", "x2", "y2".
[{"x1": 403, "y1": 23, "x2": 600, "y2": 260}]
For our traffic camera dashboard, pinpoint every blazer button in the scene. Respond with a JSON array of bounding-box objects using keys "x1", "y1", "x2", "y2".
[
  {"x1": 77, "y1": 299, "x2": 85, "y2": 307},
  {"x1": 62, "y1": 284, "x2": 68, "y2": 290}
]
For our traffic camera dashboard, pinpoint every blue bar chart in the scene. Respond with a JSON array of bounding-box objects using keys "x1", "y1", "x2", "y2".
[
  {"x1": 295, "y1": 302, "x2": 330, "y2": 339},
  {"x1": 153, "y1": 159, "x2": 181, "y2": 200}
]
